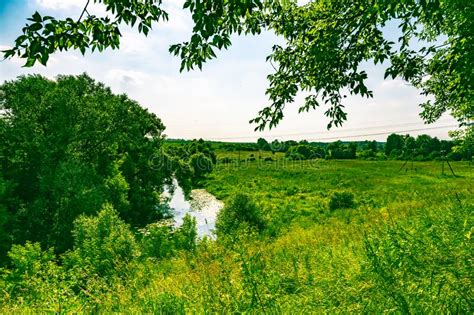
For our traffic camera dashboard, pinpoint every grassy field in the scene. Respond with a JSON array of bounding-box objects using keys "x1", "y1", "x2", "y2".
[
  {"x1": 206, "y1": 158, "x2": 472, "y2": 223},
  {"x1": 197, "y1": 159, "x2": 473, "y2": 311},
  {"x1": 1, "y1": 159, "x2": 473, "y2": 313}
]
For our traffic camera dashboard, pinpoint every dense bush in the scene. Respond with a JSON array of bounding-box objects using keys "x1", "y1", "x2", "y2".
[
  {"x1": 286, "y1": 144, "x2": 325, "y2": 160},
  {"x1": 215, "y1": 193, "x2": 265, "y2": 237},
  {"x1": 190, "y1": 153, "x2": 214, "y2": 180},
  {"x1": 327, "y1": 141, "x2": 357, "y2": 159},
  {"x1": 447, "y1": 151, "x2": 463, "y2": 161},
  {"x1": 64, "y1": 204, "x2": 140, "y2": 277},
  {"x1": 0, "y1": 242, "x2": 72, "y2": 308},
  {"x1": 428, "y1": 151, "x2": 441, "y2": 160},
  {"x1": 187, "y1": 139, "x2": 217, "y2": 164},
  {"x1": 141, "y1": 214, "x2": 197, "y2": 259},
  {"x1": 174, "y1": 214, "x2": 198, "y2": 252},
  {"x1": 389, "y1": 149, "x2": 402, "y2": 159},
  {"x1": 328, "y1": 191, "x2": 356, "y2": 211},
  {"x1": 359, "y1": 149, "x2": 377, "y2": 159},
  {"x1": 0, "y1": 205, "x2": 198, "y2": 311},
  {"x1": 141, "y1": 221, "x2": 175, "y2": 259}
]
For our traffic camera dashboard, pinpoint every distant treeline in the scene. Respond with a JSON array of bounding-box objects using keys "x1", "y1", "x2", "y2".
[{"x1": 168, "y1": 133, "x2": 472, "y2": 162}]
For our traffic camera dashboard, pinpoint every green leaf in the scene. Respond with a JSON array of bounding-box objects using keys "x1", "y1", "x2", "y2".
[
  {"x1": 29, "y1": 23, "x2": 43, "y2": 32},
  {"x1": 23, "y1": 57, "x2": 36, "y2": 67},
  {"x1": 32, "y1": 11, "x2": 42, "y2": 23},
  {"x1": 39, "y1": 53, "x2": 49, "y2": 65}
]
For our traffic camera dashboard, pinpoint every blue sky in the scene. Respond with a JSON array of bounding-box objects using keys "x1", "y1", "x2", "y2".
[{"x1": 0, "y1": 0, "x2": 457, "y2": 141}]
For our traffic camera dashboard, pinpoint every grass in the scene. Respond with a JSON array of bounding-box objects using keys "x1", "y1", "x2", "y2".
[
  {"x1": 205, "y1": 159, "x2": 472, "y2": 226},
  {"x1": 1, "y1": 159, "x2": 472, "y2": 312}
]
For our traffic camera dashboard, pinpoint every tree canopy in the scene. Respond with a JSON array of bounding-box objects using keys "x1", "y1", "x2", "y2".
[
  {"x1": 0, "y1": 74, "x2": 183, "y2": 255},
  {"x1": 2, "y1": 0, "x2": 473, "y2": 131}
]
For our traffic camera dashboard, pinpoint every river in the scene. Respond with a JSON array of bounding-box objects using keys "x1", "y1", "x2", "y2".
[{"x1": 167, "y1": 183, "x2": 223, "y2": 237}]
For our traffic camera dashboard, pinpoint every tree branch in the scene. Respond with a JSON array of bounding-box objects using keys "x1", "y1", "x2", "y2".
[{"x1": 78, "y1": 0, "x2": 91, "y2": 22}]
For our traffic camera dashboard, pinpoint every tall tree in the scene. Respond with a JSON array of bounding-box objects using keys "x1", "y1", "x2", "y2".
[
  {"x1": 257, "y1": 137, "x2": 270, "y2": 151},
  {"x1": 385, "y1": 133, "x2": 404, "y2": 156},
  {"x1": 0, "y1": 74, "x2": 182, "y2": 253},
  {"x1": 3, "y1": 0, "x2": 473, "y2": 130}
]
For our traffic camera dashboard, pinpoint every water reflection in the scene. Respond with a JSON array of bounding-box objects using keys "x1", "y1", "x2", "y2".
[{"x1": 168, "y1": 184, "x2": 223, "y2": 237}]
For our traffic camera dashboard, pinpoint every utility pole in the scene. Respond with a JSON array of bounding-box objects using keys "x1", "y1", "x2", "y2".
[
  {"x1": 398, "y1": 149, "x2": 416, "y2": 173},
  {"x1": 398, "y1": 148, "x2": 408, "y2": 172},
  {"x1": 441, "y1": 150, "x2": 456, "y2": 176},
  {"x1": 238, "y1": 147, "x2": 241, "y2": 166},
  {"x1": 411, "y1": 149, "x2": 417, "y2": 172}
]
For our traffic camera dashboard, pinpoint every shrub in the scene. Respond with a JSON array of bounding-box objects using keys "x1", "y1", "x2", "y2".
[
  {"x1": 447, "y1": 151, "x2": 463, "y2": 161},
  {"x1": 286, "y1": 144, "x2": 325, "y2": 160},
  {"x1": 140, "y1": 221, "x2": 175, "y2": 259},
  {"x1": 216, "y1": 193, "x2": 264, "y2": 237},
  {"x1": 328, "y1": 141, "x2": 357, "y2": 159},
  {"x1": 359, "y1": 149, "x2": 376, "y2": 159},
  {"x1": 64, "y1": 204, "x2": 140, "y2": 277},
  {"x1": 6, "y1": 242, "x2": 54, "y2": 274},
  {"x1": 190, "y1": 153, "x2": 213, "y2": 180},
  {"x1": 1, "y1": 242, "x2": 70, "y2": 307},
  {"x1": 428, "y1": 151, "x2": 441, "y2": 160},
  {"x1": 174, "y1": 214, "x2": 197, "y2": 252},
  {"x1": 141, "y1": 214, "x2": 197, "y2": 259},
  {"x1": 285, "y1": 186, "x2": 299, "y2": 196},
  {"x1": 414, "y1": 154, "x2": 429, "y2": 161},
  {"x1": 389, "y1": 149, "x2": 402, "y2": 160},
  {"x1": 329, "y1": 192, "x2": 356, "y2": 211}
]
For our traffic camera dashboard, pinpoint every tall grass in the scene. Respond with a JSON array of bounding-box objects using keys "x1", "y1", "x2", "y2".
[{"x1": 1, "y1": 160, "x2": 472, "y2": 312}]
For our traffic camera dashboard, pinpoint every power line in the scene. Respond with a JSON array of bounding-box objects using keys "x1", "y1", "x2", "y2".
[
  {"x1": 304, "y1": 124, "x2": 458, "y2": 142},
  {"x1": 164, "y1": 117, "x2": 454, "y2": 131},
  {"x1": 206, "y1": 122, "x2": 458, "y2": 141}
]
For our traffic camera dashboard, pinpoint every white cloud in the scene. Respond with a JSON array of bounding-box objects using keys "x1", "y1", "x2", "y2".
[
  {"x1": 160, "y1": 0, "x2": 192, "y2": 33},
  {"x1": 35, "y1": 0, "x2": 84, "y2": 10},
  {"x1": 34, "y1": 0, "x2": 191, "y2": 32},
  {"x1": 106, "y1": 69, "x2": 151, "y2": 88},
  {"x1": 120, "y1": 31, "x2": 155, "y2": 54},
  {"x1": 381, "y1": 79, "x2": 410, "y2": 90},
  {"x1": 34, "y1": 0, "x2": 107, "y2": 17}
]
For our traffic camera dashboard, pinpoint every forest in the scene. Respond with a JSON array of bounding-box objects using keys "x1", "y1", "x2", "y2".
[{"x1": 1, "y1": 0, "x2": 473, "y2": 313}]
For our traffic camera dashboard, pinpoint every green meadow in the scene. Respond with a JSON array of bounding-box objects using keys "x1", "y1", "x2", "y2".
[{"x1": 2, "y1": 157, "x2": 472, "y2": 313}]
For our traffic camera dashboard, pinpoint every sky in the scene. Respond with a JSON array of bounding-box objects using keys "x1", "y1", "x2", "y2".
[{"x1": 0, "y1": 0, "x2": 458, "y2": 142}]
